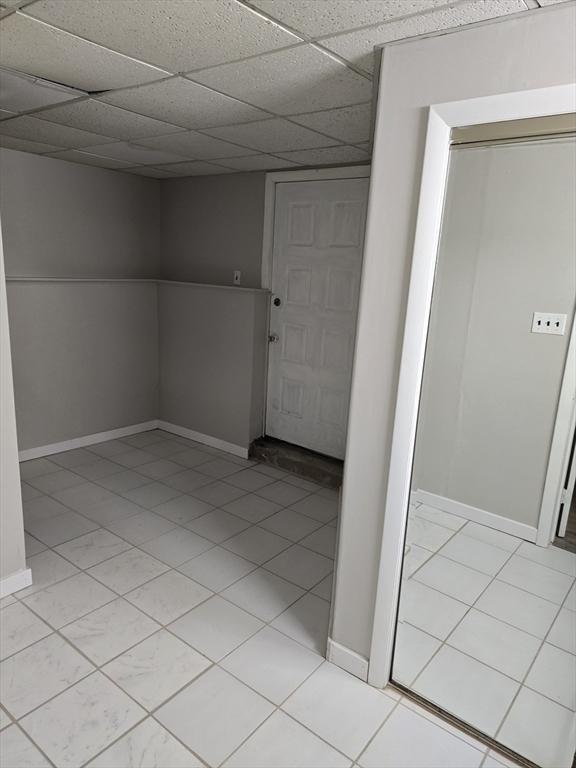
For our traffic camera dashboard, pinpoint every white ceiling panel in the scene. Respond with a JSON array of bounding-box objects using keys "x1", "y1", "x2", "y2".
[
  {"x1": 203, "y1": 117, "x2": 338, "y2": 153},
  {"x1": 100, "y1": 77, "x2": 269, "y2": 130},
  {"x1": 28, "y1": 0, "x2": 300, "y2": 73},
  {"x1": 248, "y1": 0, "x2": 449, "y2": 38},
  {"x1": 0, "y1": 68, "x2": 84, "y2": 113},
  {"x1": 79, "y1": 141, "x2": 191, "y2": 166},
  {"x1": 277, "y1": 145, "x2": 370, "y2": 165},
  {"x1": 154, "y1": 160, "x2": 234, "y2": 176},
  {"x1": 322, "y1": 0, "x2": 529, "y2": 74},
  {"x1": 0, "y1": 13, "x2": 169, "y2": 90},
  {"x1": 35, "y1": 99, "x2": 183, "y2": 140},
  {"x1": 0, "y1": 134, "x2": 60, "y2": 152},
  {"x1": 0, "y1": 115, "x2": 115, "y2": 147},
  {"x1": 44, "y1": 148, "x2": 134, "y2": 169},
  {"x1": 214, "y1": 154, "x2": 299, "y2": 171},
  {"x1": 289, "y1": 102, "x2": 373, "y2": 144},
  {"x1": 121, "y1": 166, "x2": 179, "y2": 178},
  {"x1": 137, "y1": 130, "x2": 252, "y2": 159},
  {"x1": 192, "y1": 44, "x2": 373, "y2": 115}
]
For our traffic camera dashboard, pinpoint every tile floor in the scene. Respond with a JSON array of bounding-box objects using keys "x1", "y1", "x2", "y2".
[
  {"x1": 2, "y1": 429, "x2": 522, "y2": 768},
  {"x1": 395, "y1": 501, "x2": 576, "y2": 768}
]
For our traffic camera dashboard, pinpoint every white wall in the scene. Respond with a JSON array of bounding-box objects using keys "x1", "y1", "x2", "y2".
[{"x1": 331, "y1": 3, "x2": 576, "y2": 662}]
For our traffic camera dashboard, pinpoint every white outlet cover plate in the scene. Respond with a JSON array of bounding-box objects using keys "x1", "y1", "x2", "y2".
[{"x1": 531, "y1": 312, "x2": 567, "y2": 335}]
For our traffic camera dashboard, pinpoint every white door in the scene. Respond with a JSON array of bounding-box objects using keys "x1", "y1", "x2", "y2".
[{"x1": 266, "y1": 177, "x2": 369, "y2": 459}]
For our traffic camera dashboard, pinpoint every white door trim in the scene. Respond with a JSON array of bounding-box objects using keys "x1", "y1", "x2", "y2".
[{"x1": 367, "y1": 82, "x2": 576, "y2": 689}]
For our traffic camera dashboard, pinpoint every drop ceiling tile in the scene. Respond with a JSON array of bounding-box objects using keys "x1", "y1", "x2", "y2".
[
  {"x1": 203, "y1": 117, "x2": 337, "y2": 153},
  {"x1": 214, "y1": 154, "x2": 299, "y2": 171},
  {"x1": 137, "y1": 131, "x2": 251, "y2": 159},
  {"x1": 154, "y1": 160, "x2": 234, "y2": 177},
  {"x1": 0, "y1": 134, "x2": 60, "y2": 153},
  {"x1": 249, "y1": 0, "x2": 448, "y2": 38},
  {"x1": 192, "y1": 44, "x2": 373, "y2": 115},
  {"x1": 0, "y1": 115, "x2": 115, "y2": 148},
  {"x1": 0, "y1": 13, "x2": 168, "y2": 91},
  {"x1": 0, "y1": 68, "x2": 84, "y2": 113},
  {"x1": 79, "y1": 141, "x2": 190, "y2": 165},
  {"x1": 322, "y1": 0, "x2": 529, "y2": 74},
  {"x1": 35, "y1": 99, "x2": 183, "y2": 141},
  {"x1": 45, "y1": 149, "x2": 134, "y2": 169},
  {"x1": 28, "y1": 0, "x2": 300, "y2": 73},
  {"x1": 121, "y1": 166, "x2": 179, "y2": 179},
  {"x1": 100, "y1": 77, "x2": 269, "y2": 130},
  {"x1": 289, "y1": 102, "x2": 372, "y2": 144},
  {"x1": 277, "y1": 145, "x2": 370, "y2": 165}
]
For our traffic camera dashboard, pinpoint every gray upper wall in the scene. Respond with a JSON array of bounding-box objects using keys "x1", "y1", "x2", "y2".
[
  {"x1": 160, "y1": 172, "x2": 266, "y2": 288},
  {"x1": 0, "y1": 149, "x2": 161, "y2": 278}
]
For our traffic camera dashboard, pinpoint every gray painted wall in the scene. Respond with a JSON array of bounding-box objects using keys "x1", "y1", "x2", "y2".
[
  {"x1": 158, "y1": 282, "x2": 268, "y2": 449},
  {"x1": 160, "y1": 172, "x2": 266, "y2": 288},
  {"x1": 0, "y1": 149, "x2": 161, "y2": 278},
  {"x1": 413, "y1": 139, "x2": 576, "y2": 529}
]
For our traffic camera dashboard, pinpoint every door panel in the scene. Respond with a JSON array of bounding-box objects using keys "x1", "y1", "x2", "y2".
[{"x1": 266, "y1": 177, "x2": 369, "y2": 459}]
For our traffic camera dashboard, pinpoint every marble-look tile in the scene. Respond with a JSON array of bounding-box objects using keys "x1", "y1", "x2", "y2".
[
  {"x1": 224, "y1": 468, "x2": 276, "y2": 492},
  {"x1": 196, "y1": 458, "x2": 244, "y2": 479},
  {"x1": 139, "y1": 528, "x2": 214, "y2": 566},
  {"x1": 178, "y1": 546, "x2": 257, "y2": 592},
  {"x1": 105, "y1": 509, "x2": 177, "y2": 545},
  {"x1": 0, "y1": 634, "x2": 94, "y2": 718},
  {"x1": 97, "y1": 469, "x2": 151, "y2": 494},
  {"x1": 311, "y1": 573, "x2": 333, "y2": 601},
  {"x1": 156, "y1": 666, "x2": 274, "y2": 767},
  {"x1": 190, "y1": 480, "x2": 248, "y2": 506},
  {"x1": 20, "y1": 673, "x2": 145, "y2": 768},
  {"x1": 51, "y1": 447, "x2": 99, "y2": 468},
  {"x1": 299, "y1": 525, "x2": 337, "y2": 558},
  {"x1": 81, "y1": 497, "x2": 148, "y2": 526},
  {"x1": 186, "y1": 508, "x2": 251, "y2": 543},
  {"x1": 0, "y1": 602, "x2": 52, "y2": 660},
  {"x1": 288, "y1": 493, "x2": 338, "y2": 523},
  {"x1": 87, "y1": 718, "x2": 203, "y2": 767},
  {"x1": 133, "y1": 459, "x2": 183, "y2": 480},
  {"x1": 256, "y1": 481, "x2": 312, "y2": 507},
  {"x1": 61, "y1": 598, "x2": 160, "y2": 665},
  {"x1": 54, "y1": 529, "x2": 131, "y2": 569},
  {"x1": 222, "y1": 568, "x2": 304, "y2": 622},
  {"x1": 0, "y1": 725, "x2": 52, "y2": 768},
  {"x1": 153, "y1": 494, "x2": 214, "y2": 525},
  {"x1": 20, "y1": 482, "x2": 43, "y2": 502},
  {"x1": 222, "y1": 493, "x2": 282, "y2": 523},
  {"x1": 271, "y1": 593, "x2": 330, "y2": 655},
  {"x1": 24, "y1": 510, "x2": 100, "y2": 547},
  {"x1": 88, "y1": 549, "x2": 169, "y2": 594},
  {"x1": 125, "y1": 570, "x2": 212, "y2": 624},
  {"x1": 73, "y1": 458, "x2": 125, "y2": 481},
  {"x1": 19, "y1": 457, "x2": 60, "y2": 480},
  {"x1": 22, "y1": 573, "x2": 116, "y2": 629},
  {"x1": 122, "y1": 481, "x2": 182, "y2": 509},
  {"x1": 163, "y1": 469, "x2": 215, "y2": 494},
  {"x1": 52, "y1": 481, "x2": 118, "y2": 512},
  {"x1": 222, "y1": 526, "x2": 292, "y2": 565},
  {"x1": 259, "y1": 508, "x2": 323, "y2": 542},
  {"x1": 23, "y1": 532, "x2": 47, "y2": 557},
  {"x1": 264, "y1": 544, "x2": 333, "y2": 589},
  {"x1": 23, "y1": 495, "x2": 71, "y2": 525},
  {"x1": 103, "y1": 630, "x2": 211, "y2": 709},
  {"x1": 27, "y1": 468, "x2": 84, "y2": 494}
]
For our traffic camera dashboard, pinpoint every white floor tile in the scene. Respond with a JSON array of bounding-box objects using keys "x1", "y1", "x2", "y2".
[
  {"x1": 525, "y1": 643, "x2": 576, "y2": 710},
  {"x1": 516, "y1": 541, "x2": 576, "y2": 577},
  {"x1": 548, "y1": 608, "x2": 576, "y2": 654},
  {"x1": 81, "y1": 497, "x2": 149, "y2": 526},
  {"x1": 27, "y1": 468, "x2": 84, "y2": 494},
  {"x1": 413, "y1": 646, "x2": 519, "y2": 736},
  {"x1": 221, "y1": 626, "x2": 322, "y2": 704},
  {"x1": 125, "y1": 569, "x2": 212, "y2": 624},
  {"x1": 61, "y1": 598, "x2": 160, "y2": 665},
  {"x1": 19, "y1": 457, "x2": 60, "y2": 480},
  {"x1": 134, "y1": 459, "x2": 183, "y2": 480},
  {"x1": 398, "y1": 580, "x2": 468, "y2": 640},
  {"x1": 122, "y1": 482, "x2": 181, "y2": 509},
  {"x1": 103, "y1": 629, "x2": 210, "y2": 710},
  {"x1": 54, "y1": 529, "x2": 131, "y2": 569},
  {"x1": 52, "y1": 448, "x2": 101, "y2": 468},
  {"x1": 0, "y1": 634, "x2": 94, "y2": 718},
  {"x1": 497, "y1": 556, "x2": 573, "y2": 605},
  {"x1": 225, "y1": 468, "x2": 277, "y2": 492},
  {"x1": 156, "y1": 666, "x2": 274, "y2": 767},
  {"x1": 223, "y1": 493, "x2": 282, "y2": 523},
  {"x1": 178, "y1": 546, "x2": 257, "y2": 592},
  {"x1": 22, "y1": 573, "x2": 116, "y2": 629},
  {"x1": 170, "y1": 447, "x2": 214, "y2": 467},
  {"x1": 89, "y1": 440, "x2": 133, "y2": 459},
  {"x1": 566, "y1": 581, "x2": 576, "y2": 611},
  {"x1": 412, "y1": 504, "x2": 467, "y2": 531},
  {"x1": 439, "y1": 533, "x2": 512, "y2": 576},
  {"x1": 106, "y1": 509, "x2": 176, "y2": 545},
  {"x1": 88, "y1": 548, "x2": 169, "y2": 593},
  {"x1": 459, "y1": 522, "x2": 521, "y2": 553},
  {"x1": 196, "y1": 458, "x2": 244, "y2": 479},
  {"x1": 222, "y1": 569, "x2": 304, "y2": 622},
  {"x1": 74, "y1": 459, "x2": 125, "y2": 481},
  {"x1": 271, "y1": 593, "x2": 330, "y2": 654},
  {"x1": 163, "y1": 468, "x2": 215, "y2": 493},
  {"x1": 20, "y1": 482, "x2": 43, "y2": 501},
  {"x1": 256, "y1": 481, "x2": 312, "y2": 507},
  {"x1": 53, "y1": 481, "x2": 117, "y2": 513},
  {"x1": 358, "y1": 703, "x2": 484, "y2": 768},
  {"x1": 23, "y1": 532, "x2": 47, "y2": 557},
  {"x1": 299, "y1": 525, "x2": 337, "y2": 558},
  {"x1": 224, "y1": 710, "x2": 350, "y2": 768},
  {"x1": 412, "y1": 555, "x2": 491, "y2": 605},
  {"x1": 264, "y1": 544, "x2": 333, "y2": 589},
  {"x1": 115, "y1": 449, "x2": 158, "y2": 468},
  {"x1": 0, "y1": 603, "x2": 52, "y2": 660},
  {"x1": 25, "y1": 510, "x2": 100, "y2": 547},
  {"x1": 476, "y1": 580, "x2": 559, "y2": 638},
  {"x1": 186, "y1": 508, "x2": 251, "y2": 543},
  {"x1": 283, "y1": 662, "x2": 395, "y2": 759},
  {"x1": 98, "y1": 469, "x2": 151, "y2": 493},
  {"x1": 402, "y1": 544, "x2": 433, "y2": 578},
  {"x1": 391, "y1": 622, "x2": 441, "y2": 686},
  {"x1": 191, "y1": 481, "x2": 248, "y2": 506},
  {"x1": 0, "y1": 707, "x2": 10, "y2": 730},
  {"x1": 169, "y1": 595, "x2": 263, "y2": 661},
  {"x1": 222, "y1": 526, "x2": 292, "y2": 565},
  {"x1": 0, "y1": 725, "x2": 52, "y2": 768},
  {"x1": 259, "y1": 508, "x2": 323, "y2": 542},
  {"x1": 153, "y1": 494, "x2": 214, "y2": 524},
  {"x1": 284, "y1": 476, "x2": 323, "y2": 492},
  {"x1": 311, "y1": 573, "x2": 333, "y2": 601},
  {"x1": 288, "y1": 493, "x2": 338, "y2": 523},
  {"x1": 498, "y1": 687, "x2": 576, "y2": 768},
  {"x1": 87, "y1": 718, "x2": 203, "y2": 767},
  {"x1": 139, "y1": 528, "x2": 214, "y2": 566},
  {"x1": 20, "y1": 672, "x2": 145, "y2": 768},
  {"x1": 253, "y1": 465, "x2": 288, "y2": 480},
  {"x1": 405, "y1": 517, "x2": 455, "y2": 552},
  {"x1": 446, "y1": 609, "x2": 541, "y2": 681},
  {"x1": 23, "y1": 495, "x2": 72, "y2": 525}
]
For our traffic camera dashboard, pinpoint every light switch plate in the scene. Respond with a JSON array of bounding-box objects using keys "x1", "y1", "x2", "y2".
[{"x1": 531, "y1": 312, "x2": 567, "y2": 335}]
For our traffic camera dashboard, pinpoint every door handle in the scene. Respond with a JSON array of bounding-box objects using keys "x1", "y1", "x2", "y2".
[{"x1": 268, "y1": 333, "x2": 279, "y2": 343}]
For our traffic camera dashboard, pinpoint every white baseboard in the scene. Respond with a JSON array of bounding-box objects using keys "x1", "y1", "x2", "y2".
[
  {"x1": 327, "y1": 638, "x2": 369, "y2": 681},
  {"x1": 0, "y1": 567, "x2": 32, "y2": 599},
  {"x1": 18, "y1": 421, "x2": 159, "y2": 461},
  {"x1": 413, "y1": 490, "x2": 538, "y2": 543},
  {"x1": 158, "y1": 421, "x2": 249, "y2": 459}
]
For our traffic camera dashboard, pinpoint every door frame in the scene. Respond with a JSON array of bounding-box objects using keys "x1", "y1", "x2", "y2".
[
  {"x1": 260, "y1": 165, "x2": 371, "y2": 439},
  {"x1": 366, "y1": 83, "x2": 576, "y2": 689}
]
